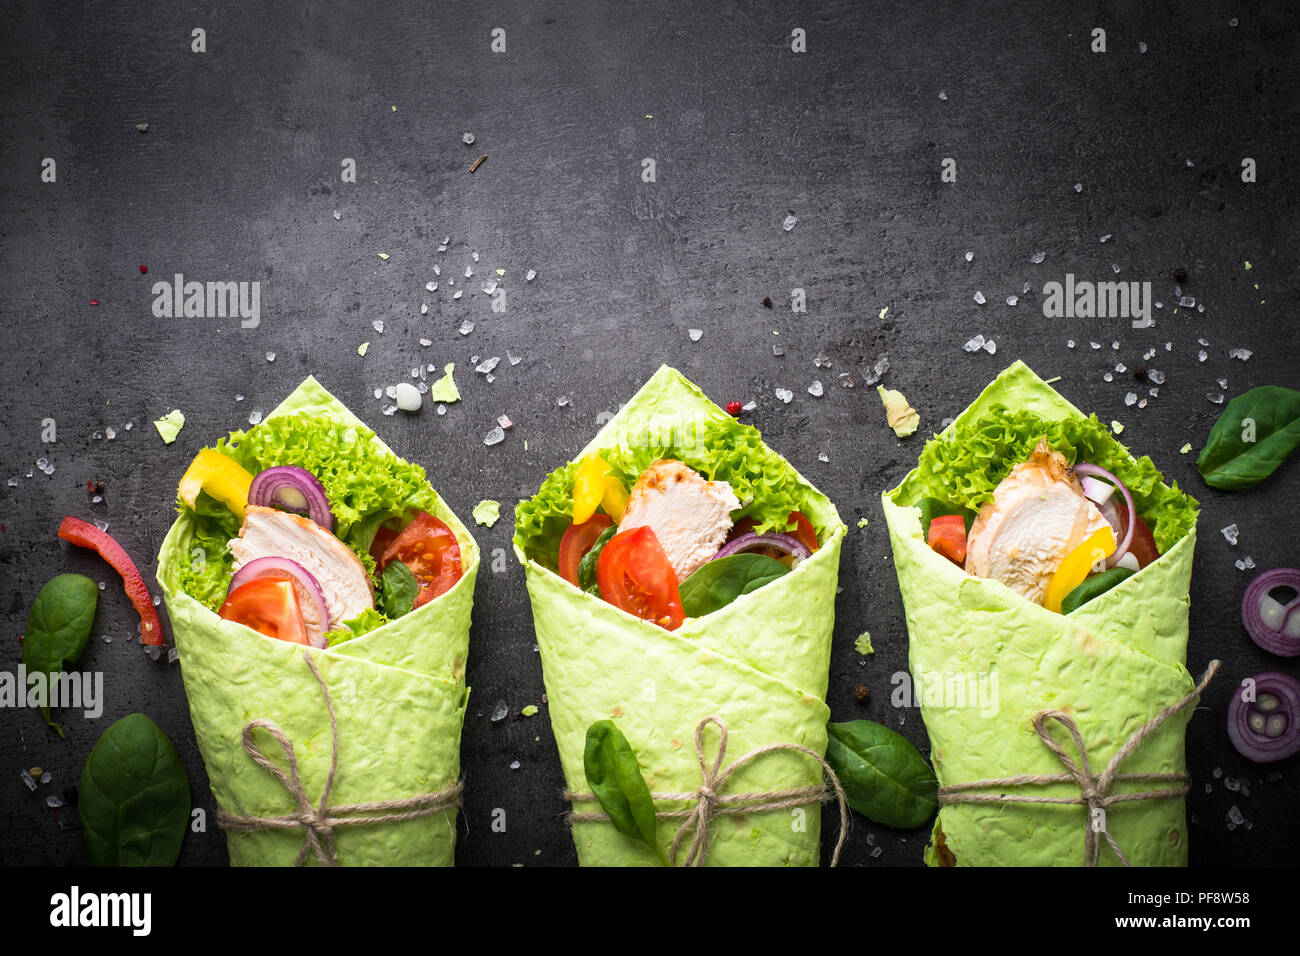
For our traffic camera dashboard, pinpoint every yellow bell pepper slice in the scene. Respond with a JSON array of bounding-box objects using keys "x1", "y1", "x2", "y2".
[
  {"x1": 572, "y1": 455, "x2": 612, "y2": 525},
  {"x1": 601, "y1": 477, "x2": 629, "y2": 522},
  {"x1": 1044, "y1": 526, "x2": 1117, "y2": 613},
  {"x1": 177, "y1": 448, "x2": 255, "y2": 520}
]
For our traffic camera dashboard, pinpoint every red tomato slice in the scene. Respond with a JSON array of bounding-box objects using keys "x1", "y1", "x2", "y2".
[
  {"x1": 557, "y1": 514, "x2": 614, "y2": 586},
  {"x1": 1117, "y1": 509, "x2": 1160, "y2": 569},
  {"x1": 379, "y1": 511, "x2": 463, "y2": 608},
  {"x1": 728, "y1": 511, "x2": 820, "y2": 553},
  {"x1": 928, "y1": 514, "x2": 967, "y2": 566},
  {"x1": 369, "y1": 525, "x2": 399, "y2": 565},
  {"x1": 219, "y1": 578, "x2": 309, "y2": 644},
  {"x1": 596, "y1": 526, "x2": 684, "y2": 630}
]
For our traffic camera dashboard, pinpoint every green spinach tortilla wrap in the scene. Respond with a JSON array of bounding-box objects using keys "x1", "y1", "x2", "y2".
[
  {"x1": 882, "y1": 360, "x2": 1207, "y2": 866},
  {"x1": 513, "y1": 366, "x2": 846, "y2": 866},
  {"x1": 156, "y1": 376, "x2": 478, "y2": 866}
]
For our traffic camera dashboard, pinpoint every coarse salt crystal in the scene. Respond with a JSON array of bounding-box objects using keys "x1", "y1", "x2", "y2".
[
  {"x1": 459, "y1": 320, "x2": 474, "y2": 335},
  {"x1": 483, "y1": 427, "x2": 505, "y2": 445},
  {"x1": 476, "y1": 357, "x2": 500, "y2": 374},
  {"x1": 372, "y1": 319, "x2": 385, "y2": 333},
  {"x1": 248, "y1": 409, "x2": 263, "y2": 425},
  {"x1": 1221, "y1": 524, "x2": 1239, "y2": 545},
  {"x1": 1032, "y1": 251, "x2": 1046, "y2": 264},
  {"x1": 526, "y1": 269, "x2": 536, "y2": 282},
  {"x1": 973, "y1": 291, "x2": 986, "y2": 305},
  {"x1": 782, "y1": 214, "x2": 797, "y2": 231},
  {"x1": 688, "y1": 328, "x2": 703, "y2": 342},
  {"x1": 808, "y1": 380, "x2": 824, "y2": 397},
  {"x1": 963, "y1": 334, "x2": 985, "y2": 352},
  {"x1": 775, "y1": 387, "x2": 793, "y2": 404},
  {"x1": 983, "y1": 339, "x2": 996, "y2": 354}
]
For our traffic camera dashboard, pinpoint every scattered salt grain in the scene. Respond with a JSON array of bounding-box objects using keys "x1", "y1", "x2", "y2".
[
  {"x1": 1073, "y1": 182, "x2": 1083, "y2": 193},
  {"x1": 1229, "y1": 348, "x2": 1253, "y2": 361},
  {"x1": 1179, "y1": 296, "x2": 1196, "y2": 308},
  {"x1": 782, "y1": 214, "x2": 798, "y2": 232},
  {"x1": 1139, "y1": 41, "x2": 1147, "y2": 53},
  {"x1": 808, "y1": 380, "x2": 824, "y2": 397},
  {"x1": 1221, "y1": 524, "x2": 1239, "y2": 545},
  {"x1": 94, "y1": 518, "x2": 109, "y2": 532},
  {"x1": 248, "y1": 409, "x2": 263, "y2": 425},
  {"x1": 1138, "y1": 399, "x2": 1147, "y2": 409},
  {"x1": 40, "y1": 771, "x2": 51, "y2": 784},
  {"x1": 46, "y1": 795, "x2": 64, "y2": 809},
  {"x1": 462, "y1": 132, "x2": 475, "y2": 145},
  {"x1": 964, "y1": 251, "x2": 973, "y2": 262},
  {"x1": 1124, "y1": 392, "x2": 1138, "y2": 407},
  {"x1": 1067, "y1": 340, "x2": 1075, "y2": 349},
  {"x1": 838, "y1": 372, "x2": 855, "y2": 388},
  {"x1": 1217, "y1": 378, "x2": 1228, "y2": 389},
  {"x1": 775, "y1": 387, "x2": 794, "y2": 404},
  {"x1": 1006, "y1": 295, "x2": 1018, "y2": 306},
  {"x1": 265, "y1": 351, "x2": 276, "y2": 362},
  {"x1": 6, "y1": 478, "x2": 15, "y2": 487},
  {"x1": 1031, "y1": 252, "x2": 1046, "y2": 264},
  {"x1": 1198, "y1": 350, "x2": 1208, "y2": 363},
  {"x1": 864, "y1": 354, "x2": 889, "y2": 384},
  {"x1": 333, "y1": 209, "x2": 341, "y2": 220},
  {"x1": 938, "y1": 90, "x2": 948, "y2": 100},
  {"x1": 483, "y1": 427, "x2": 505, "y2": 446},
  {"x1": 526, "y1": 269, "x2": 536, "y2": 282},
  {"x1": 1104, "y1": 373, "x2": 1113, "y2": 383},
  {"x1": 381, "y1": 404, "x2": 397, "y2": 416},
  {"x1": 1111, "y1": 340, "x2": 1120, "y2": 350},
  {"x1": 419, "y1": 337, "x2": 432, "y2": 347},
  {"x1": 1148, "y1": 369, "x2": 1165, "y2": 384},
  {"x1": 490, "y1": 700, "x2": 508, "y2": 722},
  {"x1": 372, "y1": 319, "x2": 385, "y2": 333},
  {"x1": 1235, "y1": 557, "x2": 1255, "y2": 571},
  {"x1": 20, "y1": 770, "x2": 35, "y2": 791},
  {"x1": 1208, "y1": 392, "x2": 1225, "y2": 404},
  {"x1": 464, "y1": 266, "x2": 473, "y2": 278},
  {"x1": 1090, "y1": 341, "x2": 1101, "y2": 350},
  {"x1": 1198, "y1": 337, "x2": 1210, "y2": 346},
  {"x1": 817, "y1": 452, "x2": 829, "y2": 463},
  {"x1": 772, "y1": 345, "x2": 785, "y2": 357},
  {"x1": 394, "y1": 382, "x2": 422, "y2": 412},
  {"x1": 1111, "y1": 264, "x2": 1121, "y2": 274},
  {"x1": 481, "y1": 280, "x2": 497, "y2": 295},
  {"x1": 1022, "y1": 281, "x2": 1031, "y2": 294},
  {"x1": 1227, "y1": 805, "x2": 1244, "y2": 826},
  {"x1": 453, "y1": 290, "x2": 463, "y2": 300},
  {"x1": 1100, "y1": 234, "x2": 1112, "y2": 243},
  {"x1": 963, "y1": 334, "x2": 985, "y2": 352},
  {"x1": 983, "y1": 339, "x2": 996, "y2": 354},
  {"x1": 742, "y1": 401, "x2": 757, "y2": 412},
  {"x1": 556, "y1": 395, "x2": 571, "y2": 407},
  {"x1": 437, "y1": 404, "x2": 447, "y2": 416},
  {"x1": 471, "y1": 251, "x2": 480, "y2": 263},
  {"x1": 105, "y1": 427, "x2": 116, "y2": 440},
  {"x1": 507, "y1": 351, "x2": 522, "y2": 366},
  {"x1": 973, "y1": 291, "x2": 986, "y2": 305},
  {"x1": 688, "y1": 328, "x2": 703, "y2": 342},
  {"x1": 459, "y1": 320, "x2": 474, "y2": 335}
]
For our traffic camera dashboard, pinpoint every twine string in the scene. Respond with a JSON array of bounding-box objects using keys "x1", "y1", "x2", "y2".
[
  {"x1": 215, "y1": 652, "x2": 463, "y2": 866},
  {"x1": 938, "y1": 660, "x2": 1220, "y2": 866},
  {"x1": 566, "y1": 715, "x2": 849, "y2": 867}
]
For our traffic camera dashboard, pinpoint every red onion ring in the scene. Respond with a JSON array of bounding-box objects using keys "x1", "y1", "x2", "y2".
[
  {"x1": 1242, "y1": 567, "x2": 1300, "y2": 658},
  {"x1": 711, "y1": 531, "x2": 812, "y2": 564},
  {"x1": 1074, "y1": 463, "x2": 1135, "y2": 568},
  {"x1": 248, "y1": 466, "x2": 334, "y2": 532},
  {"x1": 1227, "y1": 671, "x2": 1300, "y2": 763},
  {"x1": 229, "y1": 556, "x2": 331, "y2": 647}
]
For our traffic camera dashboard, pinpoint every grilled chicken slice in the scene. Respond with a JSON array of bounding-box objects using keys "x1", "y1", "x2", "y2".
[
  {"x1": 229, "y1": 505, "x2": 373, "y2": 628},
  {"x1": 617, "y1": 459, "x2": 741, "y2": 581},
  {"x1": 965, "y1": 439, "x2": 1111, "y2": 605}
]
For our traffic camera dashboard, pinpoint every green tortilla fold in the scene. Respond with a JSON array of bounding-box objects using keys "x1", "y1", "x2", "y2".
[
  {"x1": 514, "y1": 366, "x2": 846, "y2": 866},
  {"x1": 882, "y1": 361, "x2": 1203, "y2": 866},
  {"x1": 157, "y1": 376, "x2": 479, "y2": 866}
]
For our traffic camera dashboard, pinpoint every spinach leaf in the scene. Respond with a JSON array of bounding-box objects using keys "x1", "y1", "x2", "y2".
[
  {"x1": 577, "y1": 525, "x2": 617, "y2": 594},
  {"x1": 1061, "y1": 566, "x2": 1135, "y2": 614},
  {"x1": 583, "y1": 720, "x2": 665, "y2": 865},
  {"x1": 678, "y1": 553, "x2": 790, "y2": 618},
  {"x1": 80, "y1": 713, "x2": 190, "y2": 866},
  {"x1": 1197, "y1": 386, "x2": 1300, "y2": 490},
  {"x1": 379, "y1": 560, "x2": 418, "y2": 618},
  {"x1": 23, "y1": 573, "x2": 99, "y2": 736},
  {"x1": 825, "y1": 720, "x2": 938, "y2": 829}
]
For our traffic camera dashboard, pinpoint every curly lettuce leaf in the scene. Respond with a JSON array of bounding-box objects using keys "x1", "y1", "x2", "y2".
[
  {"x1": 325, "y1": 608, "x2": 389, "y2": 646},
  {"x1": 899, "y1": 406, "x2": 1197, "y2": 554},
  {"x1": 176, "y1": 414, "x2": 439, "y2": 609},
  {"x1": 514, "y1": 418, "x2": 822, "y2": 569}
]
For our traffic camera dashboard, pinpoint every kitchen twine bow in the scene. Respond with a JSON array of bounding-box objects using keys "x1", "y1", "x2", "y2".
[
  {"x1": 938, "y1": 659, "x2": 1221, "y2": 867},
  {"x1": 215, "y1": 652, "x2": 463, "y2": 866},
  {"x1": 566, "y1": 715, "x2": 850, "y2": 866}
]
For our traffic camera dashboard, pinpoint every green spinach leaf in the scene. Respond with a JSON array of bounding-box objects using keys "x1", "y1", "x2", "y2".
[
  {"x1": 379, "y1": 560, "x2": 418, "y2": 618},
  {"x1": 23, "y1": 573, "x2": 99, "y2": 736},
  {"x1": 80, "y1": 713, "x2": 190, "y2": 866},
  {"x1": 825, "y1": 720, "x2": 938, "y2": 829},
  {"x1": 583, "y1": 720, "x2": 665, "y2": 865},
  {"x1": 1061, "y1": 566, "x2": 1135, "y2": 614},
  {"x1": 678, "y1": 553, "x2": 790, "y2": 618},
  {"x1": 577, "y1": 525, "x2": 617, "y2": 594},
  {"x1": 1197, "y1": 386, "x2": 1300, "y2": 490}
]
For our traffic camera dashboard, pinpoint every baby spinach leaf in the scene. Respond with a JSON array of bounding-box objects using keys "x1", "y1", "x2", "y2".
[
  {"x1": 826, "y1": 720, "x2": 938, "y2": 829},
  {"x1": 678, "y1": 553, "x2": 790, "y2": 618},
  {"x1": 1061, "y1": 566, "x2": 1135, "y2": 614},
  {"x1": 379, "y1": 560, "x2": 418, "y2": 618},
  {"x1": 1197, "y1": 386, "x2": 1300, "y2": 490},
  {"x1": 80, "y1": 713, "x2": 190, "y2": 866},
  {"x1": 583, "y1": 720, "x2": 665, "y2": 865},
  {"x1": 23, "y1": 573, "x2": 99, "y2": 736},
  {"x1": 578, "y1": 525, "x2": 617, "y2": 594}
]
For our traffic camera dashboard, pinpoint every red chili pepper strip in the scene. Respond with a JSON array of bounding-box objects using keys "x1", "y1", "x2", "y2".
[{"x1": 57, "y1": 516, "x2": 166, "y2": 645}]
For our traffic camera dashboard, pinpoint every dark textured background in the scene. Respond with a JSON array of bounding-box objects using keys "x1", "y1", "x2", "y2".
[{"x1": 1, "y1": 0, "x2": 1297, "y2": 867}]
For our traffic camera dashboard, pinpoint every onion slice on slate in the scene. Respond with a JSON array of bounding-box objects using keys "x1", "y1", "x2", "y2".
[
  {"x1": 711, "y1": 531, "x2": 812, "y2": 564},
  {"x1": 1242, "y1": 567, "x2": 1300, "y2": 658},
  {"x1": 248, "y1": 466, "x2": 334, "y2": 532},
  {"x1": 1227, "y1": 671, "x2": 1300, "y2": 763},
  {"x1": 1074, "y1": 463, "x2": 1135, "y2": 569},
  {"x1": 229, "y1": 555, "x2": 332, "y2": 647}
]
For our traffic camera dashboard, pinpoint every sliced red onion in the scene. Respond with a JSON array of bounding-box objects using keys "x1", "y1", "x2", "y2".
[
  {"x1": 248, "y1": 466, "x2": 334, "y2": 532},
  {"x1": 1074, "y1": 463, "x2": 1135, "y2": 569},
  {"x1": 1227, "y1": 671, "x2": 1300, "y2": 762},
  {"x1": 711, "y1": 531, "x2": 812, "y2": 564},
  {"x1": 1242, "y1": 568, "x2": 1300, "y2": 657},
  {"x1": 230, "y1": 556, "x2": 331, "y2": 648}
]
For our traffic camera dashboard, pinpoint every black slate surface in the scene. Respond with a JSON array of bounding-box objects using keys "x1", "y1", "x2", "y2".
[{"x1": 1, "y1": 0, "x2": 1298, "y2": 868}]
